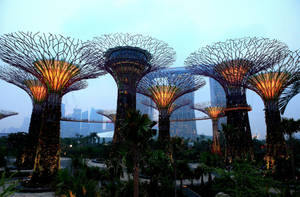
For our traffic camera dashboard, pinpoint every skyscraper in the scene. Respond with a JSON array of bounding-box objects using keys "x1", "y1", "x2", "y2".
[
  {"x1": 165, "y1": 67, "x2": 197, "y2": 139},
  {"x1": 89, "y1": 108, "x2": 103, "y2": 134},
  {"x1": 209, "y1": 78, "x2": 227, "y2": 130},
  {"x1": 170, "y1": 92, "x2": 197, "y2": 139},
  {"x1": 81, "y1": 110, "x2": 90, "y2": 136},
  {"x1": 136, "y1": 93, "x2": 154, "y2": 120}
]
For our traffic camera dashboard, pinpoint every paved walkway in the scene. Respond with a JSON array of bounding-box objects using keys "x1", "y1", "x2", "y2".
[{"x1": 10, "y1": 192, "x2": 55, "y2": 197}]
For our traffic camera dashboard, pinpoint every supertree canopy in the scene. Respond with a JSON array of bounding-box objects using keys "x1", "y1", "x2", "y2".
[
  {"x1": 248, "y1": 50, "x2": 300, "y2": 170},
  {"x1": 137, "y1": 68, "x2": 205, "y2": 143},
  {"x1": 84, "y1": 33, "x2": 176, "y2": 143},
  {"x1": 191, "y1": 103, "x2": 225, "y2": 155},
  {"x1": 97, "y1": 109, "x2": 116, "y2": 123},
  {"x1": 185, "y1": 37, "x2": 288, "y2": 161},
  {"x1": 0, "y1": 32, "x2": 105, "y2": 184},
  {"x1": 0, "y1": 64, "x2": 87, "y2": 169},
  {"x1": 0, "y1": 110, "x2": 17, "y2": 120}
]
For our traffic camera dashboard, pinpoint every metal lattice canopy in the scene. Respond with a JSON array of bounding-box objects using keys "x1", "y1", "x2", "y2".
[
  {"x1": 84, "y1": 33, "x2": 176, "y2": 73},
  {"x1": 185, "y1": 37, "x2": 289, "y2": 94},
  {"x1": 0, "y1": 64, "x2": 88, "y2": 103},
  {"x1": 0, "y1": 32, "x2": 105, "y2": 94},
  {"x1": 97, "y1": 109, "x2": 116, "y2": 123},
  {"x1": 0, "y1": 110, "x2": 18, "y2": 120},
  {"x1": 248, "y1": 50, "x2": 300, "y2": 104},
  {"x1": 137, "y1": 68, "x2": 206, "y2": 114},
  {"x1": 192, "y1": 103, "x2": 225, "y2": 120},
  {"x1": 141, "y1": 97, "x2": 191, "y2": 115}
]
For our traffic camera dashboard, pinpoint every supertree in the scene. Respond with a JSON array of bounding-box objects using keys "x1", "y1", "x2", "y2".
[
  {"x1": 84, "y1": 33, "x2": 176, "y2": 143},
  {"x1": 0, "y1": 32, "x2": 106, "y2": 184},
  {"x1": 185, "y1": 37, "x2": 288, "y2": 161},
  {"x1": 248, "y1": 50, "x2": 300, "y2": 170},
  {"x1": 0, "y1": 110, "x2": 17, "y2": 120},
  {"x1": 137, "y1": 68, "x2": 206, "y2": 143},
  {"x1": 0, "y1": 65, "x2": 87, "y2": 169},
  {"x1": 191, "y1": 103, "x2": 225, "y2": 155},
  {"x1": 97, "y1": 109, "x2": 116, "y2": 123}
]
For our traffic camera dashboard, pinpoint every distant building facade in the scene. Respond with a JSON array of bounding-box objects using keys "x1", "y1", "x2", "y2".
[
  {"x1": 163, "y1": 67, "x2": 198, "y2": 139},
  {"x1": 136, "y1": 93, "x2": 154, "y2": 120},
  {"x1": 89, "y1": 108, "x2": 103, "y2": 134},
  {"x1": 209, "y1": 78, "x2": 227, "y2": 130},
  {"x1": 170, "y1": 92, "x2": 197, "y2": 139}
]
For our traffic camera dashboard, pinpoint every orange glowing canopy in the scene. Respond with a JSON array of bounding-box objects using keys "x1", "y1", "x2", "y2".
[
  {"x1": 25, "y1": 80, "x2": 47, "y2": 102},
  {"x1": 250, "y1": 72, "x2": 290, "y2": 100},
  {"x1": 34, "y1": 60, "x2": 80, "y2": 92},
  {"x1": 149, "y1": 85, "x2": 179, "y2": 109},
  {"x1": 205, "y1": 106, "x2": 224, "y2": 119},
  {"x1": 221, "y1": 66, "x2": 249, "y2": 85}
]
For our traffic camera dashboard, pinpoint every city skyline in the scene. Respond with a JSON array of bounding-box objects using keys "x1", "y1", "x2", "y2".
[{"x1": 0, "y1": 0, "x2": 299, "y2": 139}]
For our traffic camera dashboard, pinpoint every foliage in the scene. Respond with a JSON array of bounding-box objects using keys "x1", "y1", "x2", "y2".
[
  {"x1": 141, "y1": 150, "x2": 174, "y2": 196},
  {"x1": 120, "y1": 109, "x2": 156, "y2": 197},
  {"x1": 0, "y1": 172, "x2": 18, "y2": 197},
  {"x1": 54, "y1": 157, "x2": 102, "y2": 197},
  {"x1": 6, "y1": 132, "x2": 28, "y2": 167},
  {"x1": 212, "y1": 161, "x2": 280, "y2": 197}
]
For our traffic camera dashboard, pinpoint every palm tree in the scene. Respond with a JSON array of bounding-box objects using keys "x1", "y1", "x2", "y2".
[
  {"x1": 121, "y1": 109, "x2": 156, "y2": 197},
  {"x1": 281, "y1": 118, "x2": 300, "y2": 179}
]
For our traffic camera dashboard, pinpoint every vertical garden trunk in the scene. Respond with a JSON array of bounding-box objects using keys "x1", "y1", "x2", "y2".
[
  {"x1": 113, "y1": 85, "x2": 136, "y2": 143},
  {"x1": 32, "y1": 93, "x2": 62, "y2": 185},
  {"x1": 133, "y1": 157, "x2": 139, "y2": 197},
  {"x1": 158, "y1": 109, "x2": 171, "y2": 143},
  {"x1": 21, "y1": 102, "x2": 45, "y2": 169},
  {"x1": 264, "y1": 100, "x2": 287, "y2": 170},
  {"x1": 225, "y1": 87, "x2": 253, "y2": 161},
  {"x1": 211, "y1": 119, "x2": 221, "y2": 155}
]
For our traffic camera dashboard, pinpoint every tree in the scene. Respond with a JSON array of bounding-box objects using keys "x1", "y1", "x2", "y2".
[
  {"x1": 84, "y1": 33, "x2": 176, "y2": 143},
  {"x1": 186, "y1": 37, "x2": 288, "y2": 161},
  {"x1": 120, "y1": 109, "x2": 156, "y2": 197}
]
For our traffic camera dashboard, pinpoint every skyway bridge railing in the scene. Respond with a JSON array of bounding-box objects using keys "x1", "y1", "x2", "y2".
[{"x1": 61, "y1": 116, "x2": 212, "y2": 123}]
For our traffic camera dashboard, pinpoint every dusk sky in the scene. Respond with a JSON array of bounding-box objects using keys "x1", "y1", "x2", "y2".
[{"x1": 0, "y1": 0, "x2": 299, "y2": 138}]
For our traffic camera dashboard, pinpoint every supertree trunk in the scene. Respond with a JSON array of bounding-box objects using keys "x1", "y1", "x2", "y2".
[
  {"x1": 211, "y1": 119, "x2": 221, "y2": 155},
  {"x1": 225, "y1": 88, "x2": 253, "y2": 160},
  {"x1": 158, "y1": 109, "x2": 171, "y2": 144},
  {"x1": 113, "y1": 85, "x2": 137, "y2": 143},
  {"x1": 264, "y1": 100, "x2": 287, "y2": 170},
  {"x1": 21, "y1": 102, "x2": 45, "y2": 169},
  {"x1": 32, "y1": 93, "x2": 62, "y2": 185}
]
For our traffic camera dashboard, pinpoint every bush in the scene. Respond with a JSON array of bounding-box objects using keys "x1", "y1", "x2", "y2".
[{"x1": 212, "y1": 161, "x2": 280, "y2": 197}]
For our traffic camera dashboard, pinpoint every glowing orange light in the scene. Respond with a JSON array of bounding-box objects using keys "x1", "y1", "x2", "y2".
[
  {"x1": 26, "y1": 80, "x2": 47, "y2": 102},
  {"x1": 250, "y1": 72, "x2": 290, "y2": 100},
  {"x1": 34, "y1": 60, "x2": 79, "y2": 92},
  {"x1": 149, "y1": 85, "x2": 179, "y2": 108},
  {"x1": 205, "y1": 106, "x2": 224, "y2": 119},
  {"x1": 221, "y1": 66, "x2": 248, "y2": 84}
]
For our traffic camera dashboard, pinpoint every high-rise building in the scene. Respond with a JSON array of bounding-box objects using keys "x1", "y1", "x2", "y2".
[
  {"x1": 89, "y1": 108, "x2": 103, "y2": 134},
  {"x1": 72, "y1": 108, "x2": 82, "y2": 134},
  {"x1": 209, "y1": 78, "x2": 227, "y2": 130},
  {"x1": 170, "y1": 92, "x2": 197, "y2": 139},
  {"x1": 166, "y1": 67, "x2": 197, "y2": 139},
  {"x1": 136, "y1": 93, "x2": 154, "y2": 120},
  {"x1": 81, "y1": 110, "x2": 90, "y2": 136}
]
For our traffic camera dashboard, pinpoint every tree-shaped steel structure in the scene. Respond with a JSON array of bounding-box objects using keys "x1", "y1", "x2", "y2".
[
  {"x1": 279, "y1": 78, "x2": 300, "y2": 114},
  {"x1": 0, "y1": 110, "x2": 17, "y2": 120},
  {"x1": 0, "y1": 65, "x2": 87, "y2": 169},
  {"x1": 0, "y1": 32, "x2": 105, "y2": 184},
  {"x1": 97, "y1": 109, "x2": 116, "y2": 123},
  {"x1": 185, "y1": 37, "x2": 288, "y2": 161},
  {"x1": 137, "y1": 68, "x2": 205, "y2": 143},
  {"x1": 84, "y1": 33, "x2": 176, "y2": 143},
  {"x1": 191, "y1": 103, "x2": 225, "y2": 155},
  {"x1": 248, "y1": 50, "x2": 300, "y2": 169}
]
